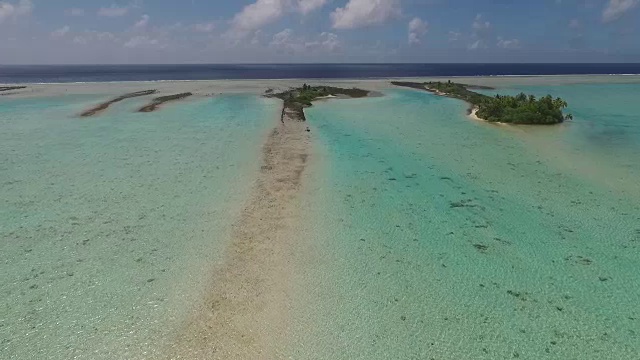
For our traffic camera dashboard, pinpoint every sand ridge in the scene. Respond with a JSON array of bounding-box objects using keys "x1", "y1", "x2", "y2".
[{"x1": 165, "y1": 103, "x2": 312, "y2": 359}]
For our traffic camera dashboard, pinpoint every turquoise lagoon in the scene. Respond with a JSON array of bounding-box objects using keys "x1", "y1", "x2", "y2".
[
  {"x1": 293, "y1": 83, "x2": 640, "y2": 359},
  {"x1": 1, "y1": 80, "x2": 639, "y2": 360},
  {"x1": 0, "y1": 93, "x2": 280, "y2": 359}
]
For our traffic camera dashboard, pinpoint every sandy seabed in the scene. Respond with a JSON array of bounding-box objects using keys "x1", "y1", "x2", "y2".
[{"x1": 3, "y1": 74, "x2": 640, "y2": 359}]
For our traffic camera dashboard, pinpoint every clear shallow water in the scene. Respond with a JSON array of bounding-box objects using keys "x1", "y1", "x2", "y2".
[
  {"x1": 2, "y1": 80, "x2": 639, "y2": 360},
  {"x1": 477, "y1": 83, "x2": 640, "y2": 197},
  {"x1": 297, "y1": 86, "x2": 640, "y2": 359},
  {"x1": 0, "y1": 93, "x2": 279, "y2": 359}
]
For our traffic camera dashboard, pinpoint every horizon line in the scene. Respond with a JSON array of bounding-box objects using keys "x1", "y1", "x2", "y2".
[{"x1": 2, "y1": 62, "x2": 640, "y2": 67}]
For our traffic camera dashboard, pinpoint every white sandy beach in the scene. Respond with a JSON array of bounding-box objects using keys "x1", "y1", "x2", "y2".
[{"x1": 468, "y1": 106, "x2": 484, "y2": 122}]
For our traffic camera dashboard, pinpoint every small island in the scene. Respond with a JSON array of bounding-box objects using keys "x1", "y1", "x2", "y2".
[
  {"x1": 138, "y1": 92, "x2": 193, "y2": 113},
  {"x1": 392, "y1": 81, "x2": 572, "y2": 125},
  {"x1": 268, "y1": 84, "x2": 370, "y2": 121}
]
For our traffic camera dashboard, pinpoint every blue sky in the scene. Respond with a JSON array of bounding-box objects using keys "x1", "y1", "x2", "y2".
[{"x1": 1, "y1": 0, "x2": 639, "y2": 64}]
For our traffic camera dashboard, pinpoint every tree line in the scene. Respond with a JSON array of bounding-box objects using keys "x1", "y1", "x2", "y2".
[{"x1": 425, "y1": 81, "x2": 572, "y2": 124}]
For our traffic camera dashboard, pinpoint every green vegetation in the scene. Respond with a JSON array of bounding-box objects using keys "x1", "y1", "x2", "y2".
[
  {"x1": 270, "y1": 84, "x2": 370, "y2": 121},
  {"x1": 475, "y1": 92, "x2": 572, "y2": 124},
  {"x1": 392, "y1": 81, "x2": 572, "y2": 125},
  {"x1": 423, "y1": 81, "x2": 491, "y2": 105}
]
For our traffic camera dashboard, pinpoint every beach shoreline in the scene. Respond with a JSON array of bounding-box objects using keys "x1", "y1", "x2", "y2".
[
  {"x1": 467, "y1": 106, "x2": 484, "y2": 122},
  {"x1": 466, "y1": 106, "x2": 508, "y2": 125}
]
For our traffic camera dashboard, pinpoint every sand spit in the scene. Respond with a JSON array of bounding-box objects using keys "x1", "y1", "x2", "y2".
[
  {"x1": 80, "y1": 89, "x2": 157, "y2": 117},
  {"x1": 139, "y1": 92, "x2": 194, "y2": 112},
  {"x1": 0, "y1": 85, "x2": 27, "y2": 96},
  {"x1": 0, "y1": 86, "x2": 26, "y2": 92},
  {"x1": 468, "y1": 106, "x2": 486, "y2": 122},
  {"x1": 392, "y1": 81, "x2": 506, "y2": 124},
  {"x1": 166, "y1": 103, "x2": 311, "y2": 359}
]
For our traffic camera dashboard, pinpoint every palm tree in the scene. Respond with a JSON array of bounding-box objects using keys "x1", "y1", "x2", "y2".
[{"x1": 553, "y1": 97, "x2": 568, "y2": 109}]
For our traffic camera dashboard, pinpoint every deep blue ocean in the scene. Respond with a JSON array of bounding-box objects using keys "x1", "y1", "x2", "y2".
[{"x1": 1, "y1": 63, "x2": 640, "y2": 83}]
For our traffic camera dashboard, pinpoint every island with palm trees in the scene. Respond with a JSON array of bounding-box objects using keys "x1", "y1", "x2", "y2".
[
  {"x1": 268, "y1": 84, "x2": 370, "y2": 121},
  {"x1": 392, "y1": 81, "x2": 572, "y2": 124}
]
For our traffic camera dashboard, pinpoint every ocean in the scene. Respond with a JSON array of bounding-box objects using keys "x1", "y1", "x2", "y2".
[
  {"x1": 1, "y1": 74, "x2": 639, "y2": 359},
  {"x1": 1, "y1": 63, "x2": 640, "y2": 84}
]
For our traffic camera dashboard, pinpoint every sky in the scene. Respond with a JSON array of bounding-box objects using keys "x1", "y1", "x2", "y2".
[{"x1": 0, "y1": 0, "x2": 639, "y2": 64}]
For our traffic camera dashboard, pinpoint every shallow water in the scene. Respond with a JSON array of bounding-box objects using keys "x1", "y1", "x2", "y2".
[
  {"x1": 296, "y1": 85, "x2": 640, "y2": 359},
  {"x1": 0, "y1": 93, "x2": 279, "y2": 359},
  {"x1": 478, "y1": 83, "x2": 640, "y2": 198},
  {"x1": 1, "y1": 80, "x2": 639, "y2": 359}
]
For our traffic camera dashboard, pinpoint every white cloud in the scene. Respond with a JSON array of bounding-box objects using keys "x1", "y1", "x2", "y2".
[
  {"x1": 448, "y1": 31, "x2": 461, "y2": 42},
  {"x1": 271, "y1": 28, "x2": 293, "y2": 43},
  {"x1": 73, "y1": 36, "x2": 87, "y2": 45},
  {"x1": 250, "y1": 29, "x2": 264, "y2": 45},
  {"x1": 469, "y1": 14, "x2": 491, "y2": 50},
  {"x1": 0, "y1": 0, "x2": 32, "y2": 23},
  {"x1": 468, "y1": 39, "x2": 483, "y2": 50},
  {"x1": 193, "y1": 22, "x2": 216, "y2": 33},
  {"x1": 270, "y1": 28, "x2": 301, "y2": 52},
  {"x1": 306, "y1": 32, "x2": 340, "y2": 52},
  {"x1": 331, "y1": 0, "x2": 401, "y2": 29},
  {"x1": 226, "y1": 0, "x2": 330, "y2": 38},
  {"x1": 96, "y1": 32, "x2": 116, "y2": 41},
  {"x1": 229, "y1": 0, "x2": 289, "y2": 38},
  {"x1": 65, "y1": 8, "x2": 84, "y2": 16},
  {"x1": 51, "y1": 25, "x2": 70, "y2": 38},
  {"x1": 124, "y1": 35, "x2": 160, "y2": 48},
  {"x1": 472, "y1": 14, "x2": 491, "y2": 34},
  {"x1": 298, "y1": 0, "x2": 328, "y2": 15},
  {"x1": 497, "y1": 37, "x2": 520, "y2": 49},
  {"x1": 69, "y1": 31, "x2": 117, "y2": 45},
  {"x1": 602, "y1": 0, "x2": 639, "y2": 22},
  {"x1": 408, "y1": 17, "x2": 428, "y2": 45},
  {"x1": 134, "y1": 14, "x2": 149, "y2": 28},
  {"x1": 270, "y1": 28, "x2": 341, "y2": 53},
  {"x1": 98, "y1": 4, "x2": 130, "y2": 17}
]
